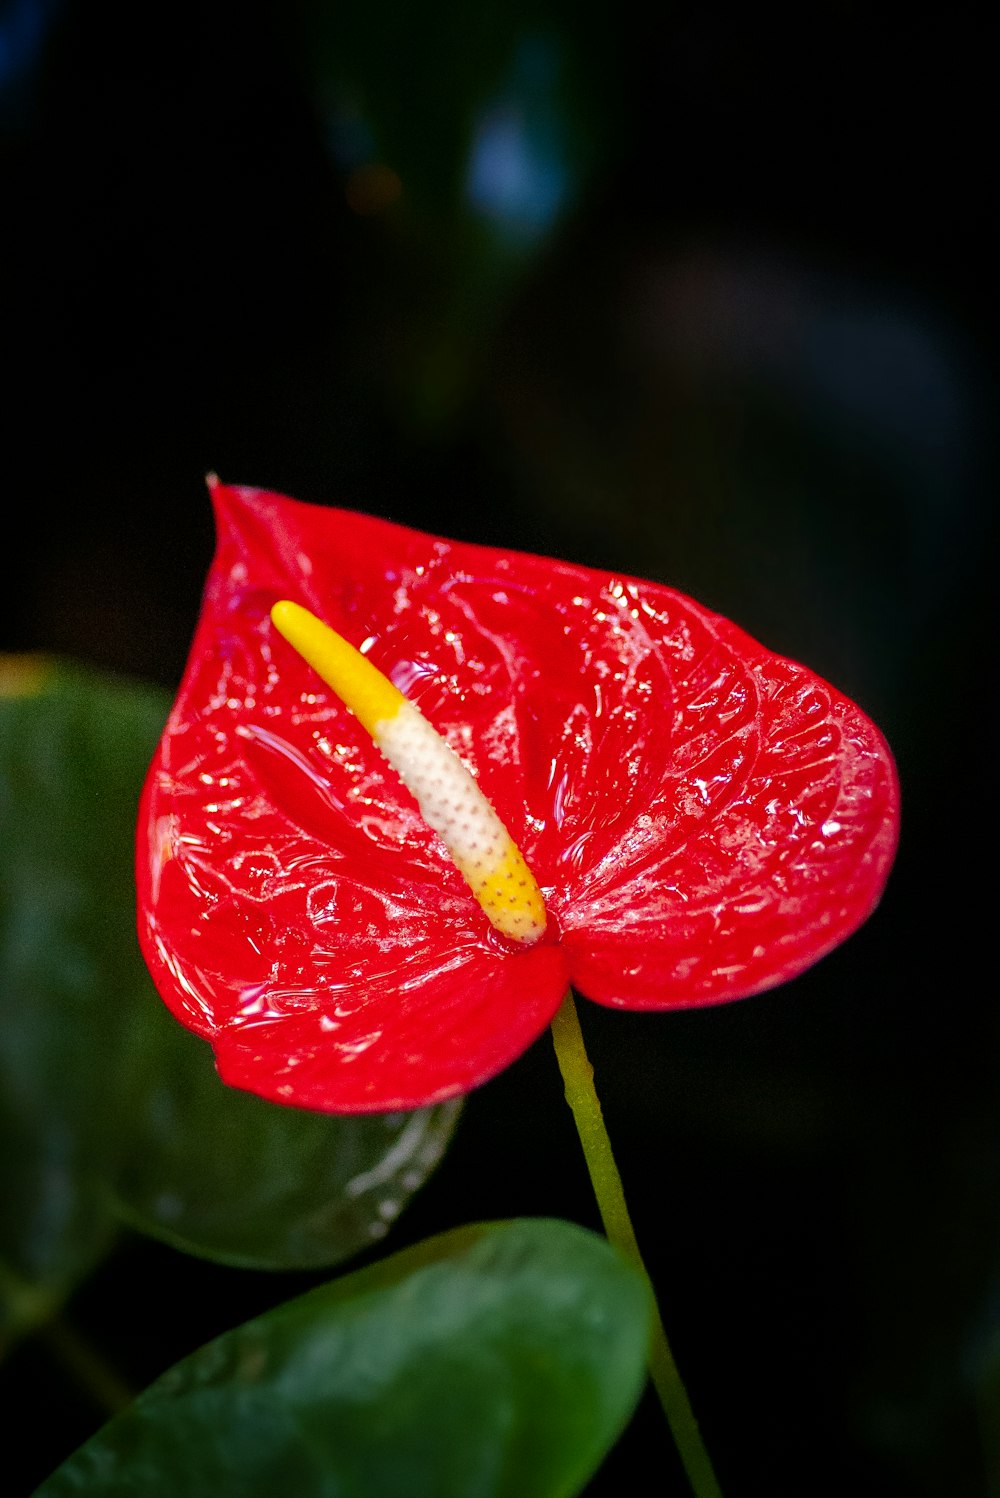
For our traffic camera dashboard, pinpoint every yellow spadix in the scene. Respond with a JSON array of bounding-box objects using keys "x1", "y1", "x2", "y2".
[{"x1": 270, "y1": 600, "x2": 548, "y2": 946}]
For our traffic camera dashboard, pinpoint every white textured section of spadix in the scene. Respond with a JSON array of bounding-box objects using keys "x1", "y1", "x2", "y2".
[{"x1": 375, "y1": 701, "x2": 547, "y2": 945}]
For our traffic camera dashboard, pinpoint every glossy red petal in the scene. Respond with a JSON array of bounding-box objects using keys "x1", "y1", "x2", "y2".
[
  {"x1": 136, "y1": 482, "x2": 572, "y2": 1112},
  {"x1": 556, "y1": 604, "x2": 899, "y2": 1008},
  {"x1": 137, "y1": 480, "x2": 898, "y2": 1113}
]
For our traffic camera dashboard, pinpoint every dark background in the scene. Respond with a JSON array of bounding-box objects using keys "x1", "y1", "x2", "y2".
[{"x1": 1, "y1": 2, "x2": 995, "y2": 1495}]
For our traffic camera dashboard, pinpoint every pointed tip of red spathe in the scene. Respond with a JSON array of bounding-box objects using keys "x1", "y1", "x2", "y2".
[
  {"x1": 204, "y1": 471, "x2": 232, "y2": 529},
  {"x1": 204, "y1": 473, "x2": 262, "y2": 525}
]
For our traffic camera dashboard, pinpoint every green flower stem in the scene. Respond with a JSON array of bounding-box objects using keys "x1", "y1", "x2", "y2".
[
  {"x1": 0, "y1": 1260, "x2": 133, "y2": 1414},
  {"x1": 549, "y1": 990, "x2": 723, "y2": 1498},
  {"x1": 38, "y1": 1312, "x2": 136, "y2": 1415}
]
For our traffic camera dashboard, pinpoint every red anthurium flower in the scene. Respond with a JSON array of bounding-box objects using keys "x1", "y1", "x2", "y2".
[{"x1": 136, "y1": 479, "x2": 899, "y2": 1113}]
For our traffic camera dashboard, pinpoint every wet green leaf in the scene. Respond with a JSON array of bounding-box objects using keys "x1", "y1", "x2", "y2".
[
  {"x1": 35, "y1": 1217, "x2": 652, "y2": 1498},
  {"x1": 111, "y1": 994, "x2": 462, "y2": 1269},
  {"x1": 0, "y1": 660, "x2": 461, "y2": 1325},
  {"x1": 0, "y1": 659, "x2": 167, "y2": 1324}
]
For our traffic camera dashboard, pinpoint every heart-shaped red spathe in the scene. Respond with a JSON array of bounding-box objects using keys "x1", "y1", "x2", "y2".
[{"x1": 136, "y1": 479, "x2": 899, "y2": 1112}]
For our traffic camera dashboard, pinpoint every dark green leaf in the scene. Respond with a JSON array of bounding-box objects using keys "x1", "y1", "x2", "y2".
[
  {"x1": 34, "y1": 1217, "x2": 652, "y2": 1498},
  {"x1": 0, "y1": 660, "x2": 461, "y2": 1321},
  {"x1": 0, "y1": 659, "x2": 167, "y2": 1323},
  {"x1": 110, "y1": 994, "x2": 462, "y2": 1269}
]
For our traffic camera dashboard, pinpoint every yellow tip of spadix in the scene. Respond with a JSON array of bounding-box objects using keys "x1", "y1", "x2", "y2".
[
  {"x1": 270, "y1": 600, "x2": 406, "y2": 738},
  {"x1": 269, "y1": 599, "x2": 548, "y2": 945}
]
